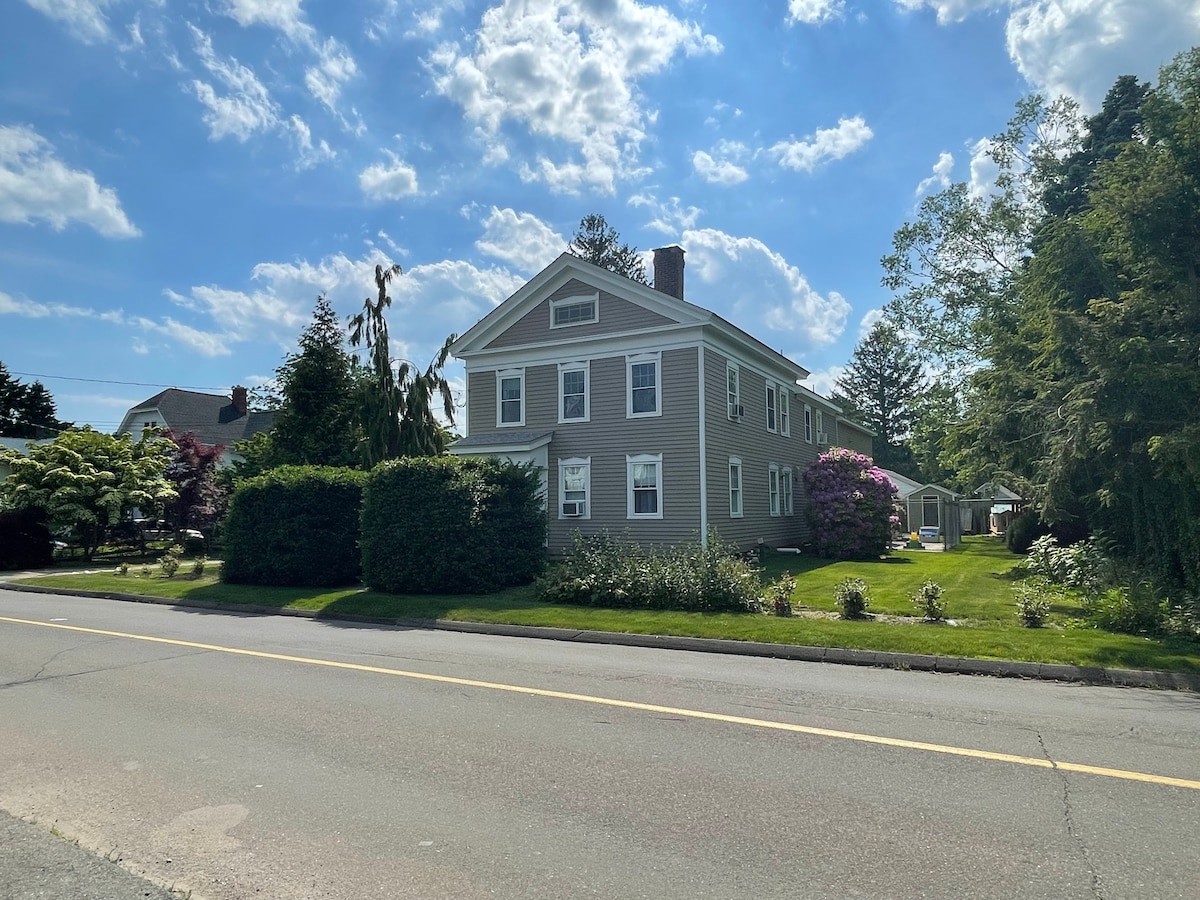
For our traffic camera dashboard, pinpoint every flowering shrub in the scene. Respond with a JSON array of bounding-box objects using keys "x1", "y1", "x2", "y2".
[
  {"x1": 911, "y1": 579, "x2": 948, "y2": 622},
  {"x1": 1014, "y1": 578, "x2": 1053, "y2": 627},
  {"x1": 803, "y1": 449, "x2": 899, "y2": 559},
  {"x1": 763, "y1": 572, "x2": 796, "y2": 616},
  {"x1": 834, "y1": 577, "x2": 871, "y2": 619}
]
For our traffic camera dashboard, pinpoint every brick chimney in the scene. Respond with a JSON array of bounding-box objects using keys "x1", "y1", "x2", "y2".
[
  {"x1": 653, "y1": 245, "x2": 685, "y2": 300},
  {"x1": 232, "y1": 385, "x2": 248, "y2": 416}
]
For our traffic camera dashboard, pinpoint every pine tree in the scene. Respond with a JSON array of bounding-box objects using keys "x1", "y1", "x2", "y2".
[{"x1": 568, "y1": 214, "x2": 648, "y2": 283}]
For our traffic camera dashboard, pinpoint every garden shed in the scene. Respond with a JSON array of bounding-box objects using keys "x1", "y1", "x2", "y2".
[{"x1": 880, "y1": 469, "x2": 964, "y2": 549}]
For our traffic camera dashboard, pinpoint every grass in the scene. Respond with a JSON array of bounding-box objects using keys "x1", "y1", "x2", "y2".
[{"x1": 12, "y1": 536, "x2": 1200, "y2": 674}]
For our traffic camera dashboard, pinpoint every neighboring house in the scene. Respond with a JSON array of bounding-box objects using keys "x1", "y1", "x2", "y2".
[
  {"x1": 0, "y1": 437, "x2": 55, "y2": 481},
  {"x1": 448, "y1": 247, "x2": 873, "y2": 552},
  {"x1": 116, "y1": 386, "x2": 274, "y2": 466}
]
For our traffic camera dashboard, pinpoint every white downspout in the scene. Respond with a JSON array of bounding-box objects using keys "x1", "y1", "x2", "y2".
[{"x1": 697, "y1": 345, "x2": 708, "y2": 547}]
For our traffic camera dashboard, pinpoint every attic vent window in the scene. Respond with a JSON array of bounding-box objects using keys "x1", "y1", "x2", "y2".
[{"x1": 550, "y1": 294, "x2": 599, "y2": 328}]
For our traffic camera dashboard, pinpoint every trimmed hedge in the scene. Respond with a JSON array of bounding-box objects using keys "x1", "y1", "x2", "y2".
[
  {"x1": 0, "y1": 507, "x2": 53, "y2": 570},
  {"x1": 221, "y1": 466, "x2": 367, "y2": 586},
  {"x1": 361, "y1": 456, "x2": 545, "y2": 594}
]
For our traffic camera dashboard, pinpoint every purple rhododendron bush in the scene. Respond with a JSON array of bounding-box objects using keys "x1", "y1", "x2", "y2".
[{"x1": 803, "y1": 448, "x2": 899, "y2": 559}]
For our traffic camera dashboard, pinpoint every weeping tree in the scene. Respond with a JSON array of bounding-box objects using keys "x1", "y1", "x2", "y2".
[{"x1": 349, "y1": 263, "x2": 458, "y2": 467}]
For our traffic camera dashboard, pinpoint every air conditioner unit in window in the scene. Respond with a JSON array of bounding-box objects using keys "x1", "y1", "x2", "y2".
[
  {"x1": 730, "y1": 404, "x2": 745, "y2": 418},
  {"x1": 561, "y1": 501, "x2": 585, "y2": 517},
  {"x1": 816, "y1": 432, "x2": 829, "y2": 445}
]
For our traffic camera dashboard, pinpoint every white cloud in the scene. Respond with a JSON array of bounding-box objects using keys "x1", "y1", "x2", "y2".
[
  {"x1": 475, "y1": 207, "x2": 566, "y2": 274},
  {"x1": 188, "y1": 24, "x2": 281, "y2": 142},
  {"x1": 428, "y1": 0, "x2": 721, "y2": 193},
  {"x1": 0, "y1": 288, "x2": 124, "y2": 320},
  {"x1": 891, "y1": 0, "x2": 1006, "y2": 24},
  {"x1": 770, "y1": 116, "x2": 874, "y2": 173},
  {"x1": 359, "y1": 154, "x2": 420, "y2": 200},
  {"x1": 803, "y1": 365, "x2": 845, "y2": 398},
  {"x1": 857, "y1": 307, "x2": 886, "y2": 338},
  {"x1": 628, "y1": 193, "x2": 703, "y2": 236},
  {"x1": 915, "y1": 150, "x2": 955, "y2": 197},
  {"x1": 967, "y1": 137, "x2": 999, "y2": 198},
  {"x1": 289, "y1": 116, "x2": 335, "y2": 169},
  {"x1": 221, "y1": 0, "x2": 313, "y2": 41},
  {"x1": 692, "y1": 148, "x2": 749, "y2": 185},
  {"x1": 0, "y1": 124, "x2": 140, "y2": 237},
  {"x1": 305, "y1": 38, "x2": 359, "y2": 118},
  {"x1": 682, "y1": 228, "x2": 851, "y2": 347},
  {"x1": 133, "y1": 316, "x2": 233, "y2": 357},
  {"x1": 788, "y1": 0, "x2": 846, "y2": 25},
  {"x1": 21, "y1": 0, "x2": 114, "y2": 43}
]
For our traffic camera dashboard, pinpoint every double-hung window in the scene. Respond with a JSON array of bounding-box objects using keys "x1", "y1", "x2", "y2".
[
  {"x1": 779, "y1": 389, "x2": 790, "y2": 436},
  {"x1": 550, "y1": 293, "x2": 599, "y2": 328},
  {"x1": 766, "y1": 383, "x2": 778, "y2": 433},
  {"x1": 627, "y1": 453, "x2": 663, "y2": 519},
  {"x1": 497, "y1": 368, "x2": 524, "y2": 426},
  {"x1": 781, "y1": 467, "x2": 794, "y2": 516},
  {"x1": 815, "y1": 409, "x2": 824, "y2": 443},
  {"x1": 768, "y1": 464, "x2": 780, "y2": 516},
  {"x1": 729, "y1": 457, "x2": 743, "y2": 518},
  {"x1": 727, "y1": 364, "x2": 741, "y2": 418},
  {"x1": 559, "y1": 361, "x2": 589, "y2": 423},
  {"x1": 804, "y1": 404, "x2": 813, "y2": 443},
  {"x1": 559, "y1": 457, "x2": 591, "y2": 519},
  {"x1": 627, "y1": 352, "x2": 661, "y2": 418}
]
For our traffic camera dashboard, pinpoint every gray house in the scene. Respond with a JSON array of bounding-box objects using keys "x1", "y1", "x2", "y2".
[
  {"x1": 116, "y1": 386, "x2": 274, "y2": 466},
  {"x1": 448, "y1": 247, "x2": 872, "y2": 552}
]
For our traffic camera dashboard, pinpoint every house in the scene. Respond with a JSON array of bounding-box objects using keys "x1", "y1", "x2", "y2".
[
  {"x1": 116, "y1": 386, "x2": 274, "y2": 466},
  {"x1": 448, "y1": 247, "x2": 873, "y2": 552}
]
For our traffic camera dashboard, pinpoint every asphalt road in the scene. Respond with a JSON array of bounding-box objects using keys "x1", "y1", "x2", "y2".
[{"x1": 1, "y1": 587, "x2": 1198, "y2": 900}]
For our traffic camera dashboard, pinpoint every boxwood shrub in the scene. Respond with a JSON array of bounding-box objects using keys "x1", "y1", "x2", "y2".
[
  {"x1": 360, "y1": 456, "x2": 545, "y2": 594},
  {"x1": 221, "y1": 466, "x2": 367, "y2": 586}
]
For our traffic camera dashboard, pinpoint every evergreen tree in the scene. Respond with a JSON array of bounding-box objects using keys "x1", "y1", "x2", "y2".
[
  {"x1": 568, "y1": 214, "x2": 648, "y2": 283},
  {"x1": 0, "y1": 362, "x2": 71, "y2": 438},
  {"x1": 832, "y1": 321, "x2": 926, "y2": 475},
  {"x1": 271, "y1": 296, "x2": 360, "y2": 467}
]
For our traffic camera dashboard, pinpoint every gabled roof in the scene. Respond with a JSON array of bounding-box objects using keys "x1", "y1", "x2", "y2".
[
  {"x1": 975, "y1": 481, "x2": 1023, "y2": 502},
  {"x1": 119, "y1": 389, "x2": 274, "y2": 448},
  {"x1": 451, "y1": 252, "x2": 810, "y2": 383}
]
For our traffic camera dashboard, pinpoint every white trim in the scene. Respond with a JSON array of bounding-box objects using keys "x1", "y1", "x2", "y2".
[
  {"x1": 729, "y1": 456, "x2": 743, "y2": 518},
  {"x1": 803, "y1": 403, "x2": 813, "y2": 443},
  {"x1": 779, "y1": 388, "x2": 790, "y2": 437},
  {"x1": 781, "y1": 466, "x2": 794, "y2": 516},
  {"x1": 698, "y1": 346, "x2": 708, "y2": 545},
  {"x1": 768, "y1": 463, "x2": 780, "y2": 517},
  {"x1": 557, "y1": 360, "x2": 590, "y2": 424},
  {"x1": 627, "y1": 453, "x2": 664, "y2": 519},
  {"x1": 549, "y1": 292, "x2": 599, "y2": 329},
  {"x1": 626, "y1": 351, "x2": 662, "y2": 419},
  {"x1": 496, "y1": 368, "x2": 525, "y2": 427},
  {"x1": 765, "y1": 382, "x2": 778, "y2": 433},
  {"x1": 558, "y1": 456, "x2": 591, "y2": 520},
  {"x1": 726, "y1": 362, "x2": 740, "y2": 419},
  {"x1": 462, "y1": 326, "x2": 703, "y2": 372}
]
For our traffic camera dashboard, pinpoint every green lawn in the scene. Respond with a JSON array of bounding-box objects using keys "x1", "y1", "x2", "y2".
[{"x1": 12, "y1": 536, "x2": 1200, "y2": 674}]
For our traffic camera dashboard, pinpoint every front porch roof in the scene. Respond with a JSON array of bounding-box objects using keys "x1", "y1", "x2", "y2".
[{"x1": 447, "y1": 429, "x2": 555, "y2": 455}]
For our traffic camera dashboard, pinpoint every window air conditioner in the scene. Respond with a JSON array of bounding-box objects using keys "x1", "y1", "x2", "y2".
[
  {"x1": 816, "y1": 432, "x2": 829, "y2": 445},
  {"x1": 562, "y1": 501, "x2": 585, "y2": 517}
]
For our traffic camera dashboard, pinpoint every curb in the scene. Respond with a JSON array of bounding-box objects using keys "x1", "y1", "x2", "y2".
[{"x1": 3, "y1": 580, "x2": 1198, "y2": 692}]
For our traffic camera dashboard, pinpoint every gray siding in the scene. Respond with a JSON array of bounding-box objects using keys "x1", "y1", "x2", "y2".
[
  {"x1": 835, "y1": 419, "x2": 874, "y2": 456},
  {"x1": 485, "y1": 278, "x2": 676, "y2": 349},
  {"x1": 702, "y1": 349, "x2": 825, "y2": 549},
  {"x1": 465, "y1": 349, "x2": 703, "y2": 552}
]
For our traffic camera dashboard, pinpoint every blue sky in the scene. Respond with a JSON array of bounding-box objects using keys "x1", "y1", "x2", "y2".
[{"x1": 2, "y1": 0, "x2": 1198, "y2": 434}]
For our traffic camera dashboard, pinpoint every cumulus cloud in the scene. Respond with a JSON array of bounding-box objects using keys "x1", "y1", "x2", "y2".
[
  {"x1": 803, "y1": 365, "x2": 845, "y2": 398},
  {"x1": 428, "y1": 0, "x2": 721, "y2": 193},
  {"x1": 682, "y1": 228, "x2": 851, "y2": 347},
  {"x1": 475, "y1": 207, "x2": 566, "y2": 274},
  {"x1": 628, "y1": 193, "x2": 703, "y2": 236},
  {"x1": 359, "y1": 154, "x2": 420, "y2": 200},
  {"x1": 891, "y1": 0, "x2": 1006, "y2": 24},
  {"x1": 967, "y1": 137, "x2": 999, "y2": 198},
  {"x1": 188, "y1": 24, "x2": 281, "y2": 142},
  {"x1": 21, "y1": 0, "x2": 114, "y2": 43},
  {"x1": 221, "y1": 0, "x2": 313, "y2": 41},
  {"x1": 788, "y1": 0, "x2": 846, "y2": 25},
  {"x1": 0, "y1": 124, "x2": 140, "y2": 237},
  {"x1": 692, "y1": 145, "x2": 749, "y2": 185},
  {"x1": 915, "y1": 150, "x2": 955, "y2": 197},
  {"x1": 770, "y1": 116, "x2": 874, "y2": 172}
]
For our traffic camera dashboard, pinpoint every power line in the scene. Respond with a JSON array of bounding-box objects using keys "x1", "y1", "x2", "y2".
[{"x1": 9, "y1": 371, "x2": 229, "y2": 392}]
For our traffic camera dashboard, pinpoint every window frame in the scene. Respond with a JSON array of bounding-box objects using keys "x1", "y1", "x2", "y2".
[
  {"x1": 727, "y1": 363, "x2": 741, "y2": 419},
  {"x1": 626, "y1": 352, "x2": 662, "y2": 419},
  {"x1": 768, "y1": 464, "x2": 780, "y2": 517},
  {"x1": 627, "y1": 453, "x2": 664, "y2": 520},
  {"x1": 779, "y1": 388, "x2": 790, "y2": 437},
  {"x1": 815, "y1": 409, "x2": 824, "y2": 443},
  {"x1": 496, "y1": 367, "x2": 525, "y2": 427},
  {"x1": 781, "y1": 466, "x2": 794, "y2": 516},
  {"x1": 804, "y1": 403, "x2": 813, "y2": 443},
  {"x1": 765, "y1": 382, "x2": 778, "y2": 433},
  {"x1": 558, "y1": 457, "x2": 592, "y2": 520},
  {"x1": 549, "y1": 293, "x2": 599, "y2": 329},
  {"x1": 729, "y1": 456, "x2": 743, "y2": 518},
  {"x1": 558, "y1": 361, "x2": 590, "y2": 424}
]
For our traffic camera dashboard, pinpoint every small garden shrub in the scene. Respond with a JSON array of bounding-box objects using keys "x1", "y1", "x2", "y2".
[
  {"x1": 191, "y1": 555, "x2": 208, "y2": 577},
  {"x1": 1014, "y1": 578, "x2": 1052, "y2": 627},
  {"x1": 0, "y1": 507, "x2": 53, "y2": 571},
  {"x1": 221, "y1": 466, "x2": 367, "y2": 587},
  {"x1": 763, "y1": 571, "x2": 796, "y2": 617},
  {"x1": 1088, "y1": 582, "x2": 1167, "y2": 635},
  {"x1": 538, "y1": 530, "x2": 762, "y2": 612},
  {"x1": 803, "y1": 449, "x2": 898, "y2": 560},
  {"x1": 158, "y1": 544, "x2": 183, "y2": 578},
  {"x1": 117, "y1": 561, "x2": 130, "y2": 576},
  {"x1": 834, "y1": 577, "x2": 871, "y2": 619},
  {"x1": 911, "y1": 579, "x2": 947, "y2": 622},
  {"x1": 361, "y1": 456, "x2": 545, "y2": 594}
]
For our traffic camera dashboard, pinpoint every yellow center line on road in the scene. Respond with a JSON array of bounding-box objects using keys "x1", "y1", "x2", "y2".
[{"x1": 4, "y1": 614, "x2": 1198, "y2": 792}]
